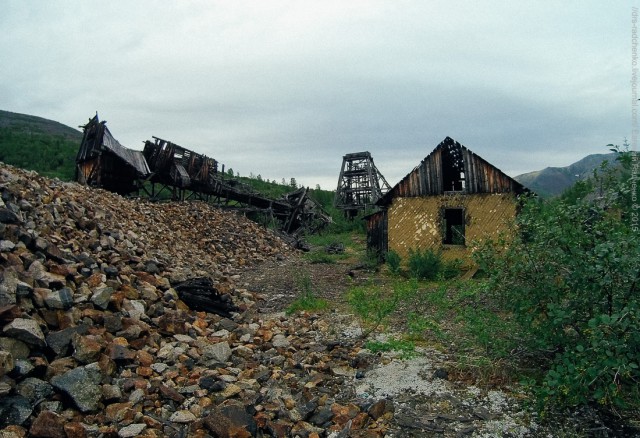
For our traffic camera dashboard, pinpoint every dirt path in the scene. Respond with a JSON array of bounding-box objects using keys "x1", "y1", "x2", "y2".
[
  {"x1": 239, "y1": 253, "x2": 639, "y2": 437},
  {"x1": 239, "y1": 254, "x2": 373, "y2": 313}
]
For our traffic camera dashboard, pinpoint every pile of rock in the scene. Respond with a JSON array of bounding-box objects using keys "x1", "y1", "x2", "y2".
[{"x1": 0, "y1": 163, "x2": 399, "y2": 437}]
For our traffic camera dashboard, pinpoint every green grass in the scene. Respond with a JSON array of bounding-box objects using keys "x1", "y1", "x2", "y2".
[
  {"x1": 286, "y1": 293, "x2": 329, "y2": 314},
  {"x1": 286, "y1": 271, "x2": 330, "y2": 315},
  {"x1": 302, "y1": 230, "x2": 366, "y2": 264},
  {"x1": 343, "y1": 272, "x2": 524, "y2": 386},
  {"x1": 365, "y1": 338, "x2": 417, "y2": 359}
]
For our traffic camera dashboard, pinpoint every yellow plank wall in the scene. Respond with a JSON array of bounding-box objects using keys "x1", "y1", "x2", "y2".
[{"x1": 387, "y1": 193, "x2": 517, "y2": 262}]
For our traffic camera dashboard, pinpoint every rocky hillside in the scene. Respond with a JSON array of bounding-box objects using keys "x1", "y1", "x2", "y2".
[
  {"x1": 3, "y1": 161, "x2": 618, "y2": 437},
  {"x1": 514, "y1": 152, "x2": 615, "y2": 197}
]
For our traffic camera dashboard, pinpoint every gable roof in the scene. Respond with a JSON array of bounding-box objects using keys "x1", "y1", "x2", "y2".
[
  {"x1": 77, "y1": 114, "x2": 150, "y2": 176},
  {"x1": 377, "y1": 137, "x2": 527, "y2": 206}
]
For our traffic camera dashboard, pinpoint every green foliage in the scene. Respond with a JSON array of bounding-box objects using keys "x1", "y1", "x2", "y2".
[
  {"x1": 303, "y1": 251, "x2": 337, "y2": 264},
  {"x1": 537, "y1": 310, "x2": 640, "y2": 409},
  {"x1": 286, "y1": 271, "x2": 329, "y2": 314},
  {"x1": 0, "y1": 126, "x2": 78, "y2": 180},
  {"x1": 385, "y1": 250, "x2": 402, "y2": 275},
  {"x1": 441, "y1": 258, "x2": 463, "y2": 280},
  {"x1": 475, "y1": 147, "x2": 640, "y2": 411},
  {"x1": 308, "y1": 187, "x2": 335, "y2": 210},
  {"x1": 408, "y1": 248, "x2": 443, "y2": 280}
]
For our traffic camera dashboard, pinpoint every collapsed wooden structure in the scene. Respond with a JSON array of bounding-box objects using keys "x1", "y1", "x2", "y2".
[{"x1": 75, "y1": 114, "x2": 330, "y2": 235}]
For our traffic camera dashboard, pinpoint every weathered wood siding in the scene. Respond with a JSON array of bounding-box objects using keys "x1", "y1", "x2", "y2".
[
  {"x1": 387, "y1": 193, "x2": 517, "y2": 261},
  {"x1": 377, "y1": 137, "x2": 526, "y2": 205},
  {"x1": 365, "y1": 210, "x2": 388, "y2": 259}
]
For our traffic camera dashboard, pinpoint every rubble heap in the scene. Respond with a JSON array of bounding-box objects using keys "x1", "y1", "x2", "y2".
[{"x1": 0, "y1": 162, "x2": 400, "y2": 438}]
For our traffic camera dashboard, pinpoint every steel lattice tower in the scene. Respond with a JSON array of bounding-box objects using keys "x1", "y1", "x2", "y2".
[{"x1": 334, "y1": 152, "x2": 391, "y2": 217}]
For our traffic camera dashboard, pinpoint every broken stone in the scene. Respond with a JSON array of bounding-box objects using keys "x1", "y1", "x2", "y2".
[
  {"x1": 0, "y1": 337, "x2": 30, "y2": 360},
  {"x1": 309, "y1": 405, "x2": 334, "y2": 427},
  {"x1": 2, "y1": 318, "x2": 46, "y2": 347},
  {"x1": 50, "y1": 366, "x2": 102, "y2": 413},
  {"x1": 0, "y1": 269, "x2": 19, "y2": 306},
  {"x1": 28, "y1": 411, "x2": 66, "y2": 438},
  {"x1": 0, "y1": 240, "x2": 15, "y2": 252},
  {"x1": 0, "y1": 350, "x2": 14, "y2": 377},
  {"x1": 204, "y1": 400, "x2": 257, "y2": 438},
  {"x1": 15, "y1": 377, "x2": 54, "y2": 404},
  {"x1": 72, "y1": 334, "x2": 105, "y2": 364},
  {"x1": 169, "y1": 410, "x2": 196, "y2": 423},
  {"x1": 45, "y1": 325, "x2": 90, "y2": 358},
  {"x1": 203, "y1": 341, "x2": 232, "y2": 363},
  {"x1": 272, "y1": 334, "x2": 290, "y2": 348},
  {"x1": 90, "y1": 286, "x2": 113, "y2": 310},
  {"x1": 43, "y1": 288, "x2": 73, "y2": 310},
  {"x1": 0, "y1": 395, "x2": 32, "y2": 427},
  {"x1": 117, "y1": 423, "x2": 146, "y2": 438},
  {"x1": 0, "y1": 208, "x2": 21, "y2": 224},
  {"x1": 63, "y1": 422, "x2": 88, "y2": 438}
]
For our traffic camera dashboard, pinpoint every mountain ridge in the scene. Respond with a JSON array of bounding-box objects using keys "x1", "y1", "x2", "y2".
[
  {"x1": 514, "y1": 152, "x2": 616, "y2": 197},
  {"x1": 0, "y1": 109, "x2": 83, "y2": 141}
]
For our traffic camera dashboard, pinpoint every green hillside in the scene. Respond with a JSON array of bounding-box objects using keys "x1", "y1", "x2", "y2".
[{"x1": 0, "y1": 110, "x2": 82, "y2": 180}]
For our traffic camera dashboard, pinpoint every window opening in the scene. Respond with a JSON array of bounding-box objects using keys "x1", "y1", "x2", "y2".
[
  {"x1": 442, "y1": 143, "x2": 466, "y2": 192},
  {"x1": 443, "y1": 208, "x2": 465, "y2": 245}
]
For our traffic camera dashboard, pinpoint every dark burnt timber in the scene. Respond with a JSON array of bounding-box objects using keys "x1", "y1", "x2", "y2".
[
  {"x1": 75, "y1": 114, "x2": 330, "y2": 235},
  {"x1": 334, "y1": 152, "x2": 391, "y2": 218},
  {"x1": 173, "y1": 277, "x2": 238, "y2": 318}
]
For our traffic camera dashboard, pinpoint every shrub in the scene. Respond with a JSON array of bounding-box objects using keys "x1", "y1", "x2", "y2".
[
  {"x1": 385, "y1": 250, "x2": 402, "y2": 275},
  {"x1": 408, "y1": 248, "x2": 442, "y2": 280},
  {"x1": 441, "y1": 258, "x2": 463, "y2": 280},
  {"x1": 475, "y1": 147, "x2": 640, "y2": 412}
]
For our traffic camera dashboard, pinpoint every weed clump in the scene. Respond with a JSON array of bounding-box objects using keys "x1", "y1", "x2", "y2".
[{"x1": 286, "y1": 271, "x2": 329, "y2": 315}]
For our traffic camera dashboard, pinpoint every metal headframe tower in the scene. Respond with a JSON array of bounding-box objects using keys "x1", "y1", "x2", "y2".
[{"x1": 334, "y1": 151, "x2": 391, "y2": 217}]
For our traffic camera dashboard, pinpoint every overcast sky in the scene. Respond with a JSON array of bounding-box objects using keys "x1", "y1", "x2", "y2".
[{"x1": 0, "y1": 1, "x2": 631, "y2": 189}]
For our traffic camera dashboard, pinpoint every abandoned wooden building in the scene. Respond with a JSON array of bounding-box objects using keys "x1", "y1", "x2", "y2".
[
  {"x1": 76, "y1": 114, "x2": 151, "y2": 194},
  {"x1": 366, "y1": 137, "x2": 529, "y2": 262}
]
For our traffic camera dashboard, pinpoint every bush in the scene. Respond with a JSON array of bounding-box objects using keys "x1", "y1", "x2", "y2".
[
  {"x1": 385, "y1": 250, "x2": 402, "y2": 275},
  {"x1": 408, "y1": 248, "x2": 442, "y2": 280},
  {"x1": 441, "y1": 258, "x2": 463, "y2": 280},
  {"x1": 475, "y1": 147, "x2": 640, "y2": 412}
]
